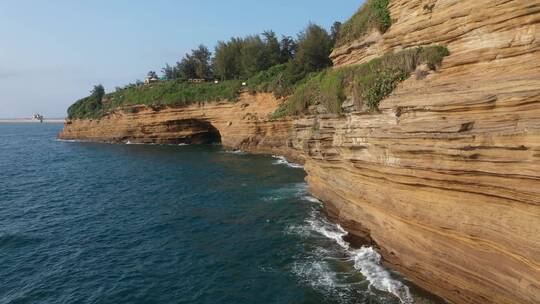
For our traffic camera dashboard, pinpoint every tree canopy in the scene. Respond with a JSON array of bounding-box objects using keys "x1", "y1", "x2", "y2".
[
  {"x1": 210, "y1": 24, "x2": 332, "y2": 82},
  {"x1": 294, "y1": 23, "x2": 333, "y2": 74},
  {"x1": 161, "y1": 45, "x2": 213, "y2": 81},
  {"x1": 70, "y1": 20, "x2": 344, "y2": 119},
  {"x1": 90, "y1": 84, "x2": 105, "y2": 103}
]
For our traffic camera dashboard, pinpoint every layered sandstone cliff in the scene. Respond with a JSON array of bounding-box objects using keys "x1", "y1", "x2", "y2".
[
  {"x1": 60, "y1": 1, "x2": 540, "y2": 303},
  {"x1": 319, "y1": 1, "x2": 540, "y2": 303},
  {"x1": 59, "y1": 93, "x2": 301, "y2": 161}
]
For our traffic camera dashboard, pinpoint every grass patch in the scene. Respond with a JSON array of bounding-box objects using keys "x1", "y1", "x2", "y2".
[
  {"x1": 271, "y1": 46, "x2": 449, "y2": 118},
  {"x1": 68, "y1": 80, "x2": 242, "y2": 119},
  {"x1": 108, "y1": 80, "x2": 242, "y2": 107},
  {"x1": 269, "y1": 69, "x2": 345, "y2": 117},
  {"x1": 246, "y1": 64, "x2": 288, "y2": 95},
  {"x1": 246, "y1": 63, "x2": 308, "y2": 98},
  {"x1": 335, "y1": 0, "x2": 391, "y2": 48},
  {"x1": 67, "y1": 96, "x2": 104, "y2": 120}
]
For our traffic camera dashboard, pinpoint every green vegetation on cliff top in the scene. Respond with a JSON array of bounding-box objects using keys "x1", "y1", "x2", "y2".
[
  {"x1": 271, "y1": 46, "x2": 449, "y2": 118},
  {"x1": 67, "y1": 80, "x2": 242, "y2": 119},
  {"x1": 68, "y1": 23, "x2": 334, "y2": 120},
  {"x1": 68, "y1": 2, "x2": 449, "y2": 121},
  {"x1": 68, "y1": 46, "x2": 449, "y2": 120},
  {"x1": 335, "y1": 0, "x2": 392, "y2": 48}
]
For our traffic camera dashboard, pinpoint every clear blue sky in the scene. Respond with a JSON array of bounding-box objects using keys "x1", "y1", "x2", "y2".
[{"x1": 0, "y1": 0, "x2": 363, "y2": 118}]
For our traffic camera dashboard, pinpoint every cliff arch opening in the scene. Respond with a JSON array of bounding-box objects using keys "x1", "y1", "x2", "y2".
[{"x1": 160, "y1": 118, "x2": 222, "y2": 145}]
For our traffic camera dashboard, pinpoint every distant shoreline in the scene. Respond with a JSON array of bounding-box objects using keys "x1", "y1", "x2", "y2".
[{"x1": 0, "y1": 119, "x2": 65, "y2": 124}]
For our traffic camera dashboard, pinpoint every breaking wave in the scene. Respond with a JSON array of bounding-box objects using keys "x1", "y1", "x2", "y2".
[
  {"x1": 351, "y1": 247, "x2": 413, "y2": 304},
  {"x1": 221, "y1": 149, "x2": 248, "y2": 155},
  {"x1": 55, "y1": 138, "x2": 87, "y2": 143},
  {"x1": 288, "y1": 190, "x2": 414, "y2": 304},
  {"x1": 272, "y1": 155, "x2": 303, "y2": 169},
  {"x1": 125, "y1": 141, "x2": 190, "y2": 147},
  {"x1": 262, "y1": 183, "x2": 308, "y2": 202}
]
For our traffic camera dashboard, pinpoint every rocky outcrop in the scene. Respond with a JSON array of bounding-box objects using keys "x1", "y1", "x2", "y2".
[
  {"x1": 323, "y1": 1, "x2": 540, "y2": 303},
  {"x1": 60, "y1": 1, "x2": 540, "y2": 303},
  {"x1": 331, "y1": 0, "x2": 540, "y2": 68},
  {"x1": 59, "y1": 93, "x2": 302, "y2": 161},
  {"x1": 297, "y1": 101, "x2": 540, "y2": 304}
]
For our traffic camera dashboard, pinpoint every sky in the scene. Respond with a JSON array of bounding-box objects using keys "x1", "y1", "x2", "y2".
[{"x1": 0, "y1": 0, "x2": 363, "y2": 118}]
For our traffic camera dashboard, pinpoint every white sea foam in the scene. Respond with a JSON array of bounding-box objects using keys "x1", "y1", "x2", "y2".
[
  {"x1": 57, "y1": 139, "x2": 189, "y2": 147},
  {"x1": 263, "y1": 183, "x2": 308, "y2": 202},
  {"x1": 289, "y1": 209, "x2": 358, "y2": 301},
  {"x1": 303, "y1": 196, "x2": 322, "y2": 204},
  {"x1": 312, "y1": 222, "x2": 351, "y2": 250},
  {"x1": 351, "y1": 247, "x2": 414, "y2": 304},
  {"x1": 55, "y1": 138, "x2": 87, "y2": 143},
  {"x1": 221, "y1": 149, "x2": 247, "y2": 155},
  {"x1": 272, "y1": 155, "x2": 304, "y2": 169},
  {"x1": 287, "y1": 190, "x2": 414, "y2": 304},
  {"x1": 292, "y1": 260, "x2": 343, "y2": 294},
  {"x1": 125, "y1": 140, "x2": 148, "y2": 145}
]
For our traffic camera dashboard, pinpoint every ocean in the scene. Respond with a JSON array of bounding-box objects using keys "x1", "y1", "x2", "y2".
[{"x1": 1, "y1": 123, "x2": 430, "y2": 304}]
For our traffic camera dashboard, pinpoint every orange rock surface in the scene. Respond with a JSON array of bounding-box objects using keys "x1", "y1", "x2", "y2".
[
  {"x1": 59, "y1": 93, "x2": 299, "y2": 160},
  {"x1": 60, "y1": 1, "x2": 540, "y2": 303}
]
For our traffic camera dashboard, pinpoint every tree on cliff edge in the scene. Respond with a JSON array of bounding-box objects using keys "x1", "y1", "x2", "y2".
[
  {"x1": 330, "y1": 21, "x2": 342, "y2": 47},
  {"x1": 175, "y1": 44, "x2": 213, "y2": 80},
  {"x1": 281, "y1": 23, "x2": 333, "y2": 85},
  {"x1": 279, "y1": 35, "x2": 297, "y2": 63},
  {"x1": 294, "y1": 23, "x2": 333, "y2": 73},
  {"x1": 90, "y1": 84, "x2": 105, "y2": 104}
]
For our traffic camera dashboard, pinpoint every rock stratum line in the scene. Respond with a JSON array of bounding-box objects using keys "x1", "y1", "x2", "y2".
[{"x1": 60, "y1": 1, "x2": 540, "y2": 303}]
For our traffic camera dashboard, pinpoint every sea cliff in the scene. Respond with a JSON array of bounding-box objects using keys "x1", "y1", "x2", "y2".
[{"x1": 60, "y1": 0, "x2": 540, "y2": 303}]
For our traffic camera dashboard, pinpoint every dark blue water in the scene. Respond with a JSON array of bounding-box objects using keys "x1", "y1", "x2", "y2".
[{"x1": 1, "y1": 124, "x2": 427, "y2": 304}]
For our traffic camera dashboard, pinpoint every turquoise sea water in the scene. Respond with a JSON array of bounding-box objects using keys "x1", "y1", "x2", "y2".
[{"x1": 1, "y1": 123, "x2": 430, "y2": 304}]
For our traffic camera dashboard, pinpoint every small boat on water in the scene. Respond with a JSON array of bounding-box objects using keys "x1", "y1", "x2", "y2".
[{"x1": 32, "y1": 113, "x2": 44, "y2": 123}]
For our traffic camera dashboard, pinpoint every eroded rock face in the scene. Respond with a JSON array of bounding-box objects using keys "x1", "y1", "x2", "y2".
[
  {"x1": 59, "y1": 93, "x2": 302, "y2": 161},
  {"x1": 325, "y1": 1, "x2": 540, "y2": 303},
  {"x1": 60, "y1": 1, "x2": 540, "y2": 303}
]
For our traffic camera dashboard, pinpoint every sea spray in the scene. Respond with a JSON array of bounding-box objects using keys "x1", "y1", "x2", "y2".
[
  {"x1": 294, "y1": 194, "x2": 414, "y2": 304},
  {"x1": 221, "y1": 149, "x2": 248, "y2": 155},
  {"x1": 55, "y1": 138, "x2": 87, "y2": 143},
  {"x1": 272, "y1": 155, "x2": 303, "y2": 169},
  {"x1": 307, "y1": 217, "x2": 350, "y2": 250},
  {"x1": 351, "y1": 247, "x2": 414, "y2": 304}
]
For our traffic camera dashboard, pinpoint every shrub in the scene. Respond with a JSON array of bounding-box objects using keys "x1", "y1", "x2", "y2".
[
  {"x1": 108, "y1": 80, "x2": 242, "y2": 107},
  {"x1": 247, "y1": 64, "x2": 287, "y2": 93},
  {"x1": 67, "y1": 95, "x2": 103, "y2": 119},
  {"x1": 245, "y1": 62, "x2": 305, "y2": 98},
  {"x1": 418, "y1": 45, "x2": 450, "y2": 69},
  {"x1": 318, "y1": 69, "x2": 345, "y2": 114},
  {"x1": 336, "y1": 0, "x2": 391, "y2": 48},
  {"x1": 355, "y1": 69, "x2": 407, "y2": 111},
  {"x1": 271, "y1": 46, "x2": 449, "y2": 118},
  {"x1": 270, "y1": 70, "x2": 341, "y2": 118}
]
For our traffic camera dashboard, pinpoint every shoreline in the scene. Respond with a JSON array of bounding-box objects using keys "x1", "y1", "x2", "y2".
[{"x1": 0, "y1": 119, "x2": 65, "y2": 124}]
